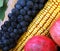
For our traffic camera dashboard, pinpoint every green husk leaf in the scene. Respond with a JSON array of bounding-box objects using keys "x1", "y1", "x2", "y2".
[
  {"x1": 0, "y1": 0, "x2": 4, "y2": 7},
  {"x1": 0, "y1": 0, "x2": 8, "y2": 20},
  {"x1": 0, "y1": 5, "x2": 7, "y2": 20},
  {"x1": 5, "y1": 0, "x2": 9, "y2": 3}
]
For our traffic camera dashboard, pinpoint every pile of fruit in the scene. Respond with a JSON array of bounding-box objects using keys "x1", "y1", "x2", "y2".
[
  {"x1": 0, "y1": 0, "x2": 47, "y2": 51},
  {"x1": 24, "y1": 18, "x2": 60, "y2": 51},
  {"x1": 0, "y1": 0, "x2": 60, "y2": 51}
]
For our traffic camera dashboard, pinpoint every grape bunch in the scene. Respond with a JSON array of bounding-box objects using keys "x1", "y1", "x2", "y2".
[{"x1": 0, "y1": 0, "x2": 48, "y2": 51}]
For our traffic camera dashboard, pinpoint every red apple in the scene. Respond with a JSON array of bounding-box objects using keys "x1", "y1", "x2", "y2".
[
  {"x1": 50, "y1": 18, "x2": 60, "y2": 46},
  {"x1": 24, "y1": 35, "x2": 57, "y2": 51}
]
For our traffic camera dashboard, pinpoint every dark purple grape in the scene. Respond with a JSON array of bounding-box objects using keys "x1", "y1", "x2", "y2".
[
  {"x1": 14, "y1": 34, "x2": 20, "y2": 41},
  {"x1": 24, "y1": 6, "x2": 29, "y2": 11},
  {"x1": 9, "y1": 38, "x2": 15, "y2": 44},
  {"x1": 27, "y1": 10, "x2": 32, "y2": 16},
  {"x1": 15, "y1": 3, "x2": 22, "y2": 10},
  {"x1": 24, "y1": 15, "x2": 30, "y2": 21},
  {"x1": 13, "y1": 29, "x2": 18, "y2": 34},
  {"x1": 1, "y1": 25, "x2": 5, "y2": 30},
  {"x1": 32, "y1": 9, "x2": 37, "y2": 16},
  {"x1": 11, "y1": 22, "x2": 17, "y2": 28},
  {"x1": 33, "y1": 0, "x2": 38, "y2": 2},
  {"x1": 3, "y1": 32, "x2": 10, "y2": 39},
  {"x1": 17, "y1": 24, "x2": 21, "y2": 29},
  {"x1": 39, "y1": 0, "x2": 46, "y2": 4},
  {"x1": 8, "y1": 13, "x2": 12, "y2": 19},
  {"x1": 10, "y1": 32, "x2": 15, "y2": 38},
  {"x1": 17, "y1": 15, "x2": 24, "y2": 22},
  {"x1": 12, "y1": 8, "x2": 17, "y2": 14},
  {"x1": 22, "y1": 27, "x2": 27, "y2": 32},
  {"x1": 8, "y1": 27, "x2": 13, "y2": 33},
  {"x1": 2, "y1": 39, "x2": 10, "y2": 46},
  {"x1": 39, "y1": 4, "x2": 44, "y2": 9},
  {"x1": 12, "y1": 8, "x2": 19, "y2": 16},
  {"x1": 9, "y1": 16, "x2": 17, "y2": 22},
  {"x1": 3, "y1": 27, "x2": 7, "y2": 32},
  {"x1": 33, "y1": 3, "x2": 38, "y2": 10},
  {"x1": 27, "y1": 1, "x2": 33, "y2": 8},
  {"x1": 0, "y1": 41, "x2": 3, "y2": 48},
  {"x1": 20, "y1": 21, "x2": 27, "y2": 27},
  {"x1": 20, "y1": 0, "x2": 26, "y2": 7},
  {"x1": 18, "y1": 29, "x2": 23, "y2": 34},
  {"x1": 20, "y1": 9, "x2": 26, "y2": 15},
  {"x1": 9, "y1": 43, "x2": 16, "y2": 49},
  {"x1": 4, "y1": 21, "x2": 10, "y2": 26},
  {"x1": 0, "y1": 34, "x2": 2, "y2": 39},
  {"x1": 26, "y1": 22, "x2": 29, "y2": 26},
  {"x1": 2, "y1": 46, "x2": 10, "y2": 51}
]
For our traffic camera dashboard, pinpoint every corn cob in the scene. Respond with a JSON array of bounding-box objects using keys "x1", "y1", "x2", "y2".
[{"x1": 13, "y1": 0, "x2": 60, "y2": 51}]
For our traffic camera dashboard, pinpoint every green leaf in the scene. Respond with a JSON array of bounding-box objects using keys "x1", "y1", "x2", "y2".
[
  {"x1": 5, "y1": 0, "x2": 9, "y2": 3},
  {"x1": 0, "y1": 0, "x2": 4, "y2": 7},
  {"x1": 0, "y1": 0, "x2": 9, "y2": 20},
  {"x1": 0, "y1": 4, "x2": 7, "y2": 20}
]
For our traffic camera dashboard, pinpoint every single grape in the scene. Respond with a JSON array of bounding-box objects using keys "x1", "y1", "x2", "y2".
[
  {"x1": 17, "y1": 24, "x2": 21, "y2": 29},
  {"x1": 24, "y1": 15, "x2": 30, "y2": 21},
  {"x1": 27, "y1": 1, "x2": 33, "y2": 8},
  {"x1": 22, "y1": 27, "x2": 27, "y2": 32},
  {"x1": 8, "y1": 13, "x2": 12, "y2": 19},
  {"x1": 20, "y1": 21, "x2": 27, "y2": 27},
  {"x1": 8, "y1": 27, "x2": 13, "y2": 33},
  {"x1": 13, "y1": 29, "x2": 18, "y2": 34},
  {"x1": 33, "y1": 3, "x2": 38, "y2": 10},
  {"x1": 24, "y1": 6, "x2": 29, "y2": 11},
  {"x1": 11, "y1": 22, "x2": 17, "y2": 28},
  {"x1": 20, "y1": 9, "x2": 26, "y2": 15},
  {"x1": 10, "y1": 32, "x2": 16, "y2": 39},
  {"x1": 20, "y1": 0, "x2": 26, "y2": 7},
  {"x1": 27, "y1": 10, "x2": 32, "y2": 16},
  {"x1": 17, "y1": 15, "x2": 24, "y2": 22},
  {"x1": 15, "y1": 3, "x2": 22, "y2": 10},
  {"x1": 39, "y1": 4, "x2": 44, "y2": 9}
]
